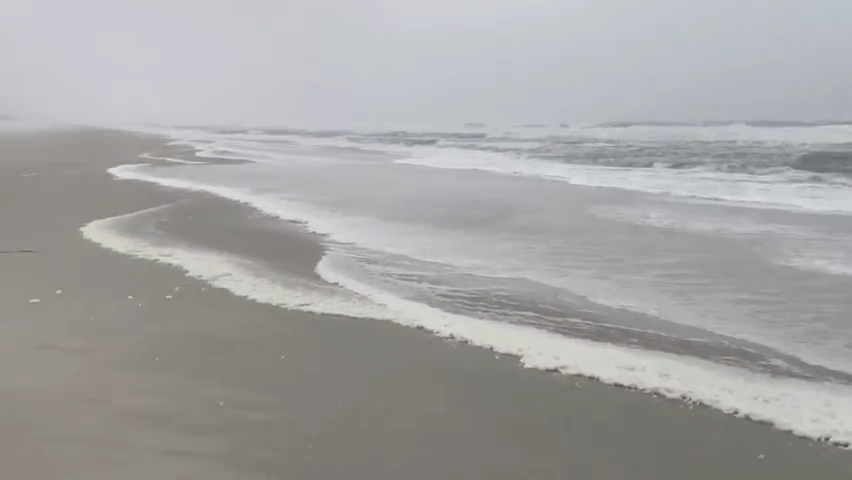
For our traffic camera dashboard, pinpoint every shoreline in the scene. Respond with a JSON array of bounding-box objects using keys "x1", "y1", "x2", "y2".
[
  {"x1": 1, "y1": 127, "x2": 851, "y2": 478},
  {"x1": 86, "y1": 190, "x2": 852, "y2": 448},
  {"x1": 107, "y1": 132, "x2": 852, "y2": 448}
]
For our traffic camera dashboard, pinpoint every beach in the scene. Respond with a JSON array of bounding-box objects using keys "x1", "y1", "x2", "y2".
[{"x1": 1, "y1": 127, "x2": 851, "y2": 479}]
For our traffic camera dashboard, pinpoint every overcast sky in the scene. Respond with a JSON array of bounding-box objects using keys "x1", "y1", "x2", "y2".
[{"x1": 2, "y1": 0, "x2": 851, "y2": 126}]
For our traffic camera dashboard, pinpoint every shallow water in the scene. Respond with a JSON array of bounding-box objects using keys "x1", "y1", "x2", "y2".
[{"x1": 98, "y1": 122, "x2": 852, "y2": 444}]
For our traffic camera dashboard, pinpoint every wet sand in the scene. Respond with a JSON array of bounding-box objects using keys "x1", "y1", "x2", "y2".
[{"x1": 1, "y1": 128, "x2": 851, "y2": 479}]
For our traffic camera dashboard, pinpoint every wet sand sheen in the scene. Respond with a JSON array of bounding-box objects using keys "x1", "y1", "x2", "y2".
[{"x1": 0, "y1": 128, "x2": 851, "y2": 478}]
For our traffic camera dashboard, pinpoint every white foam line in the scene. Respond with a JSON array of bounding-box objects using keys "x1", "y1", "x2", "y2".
[
  {"x1": 99, "y1": 162, "x2": 852, "y2": 447},
  {"x1": 395, "y1": 153, "x2": 852, "y2": 215},
  {"x1": 109, "y1": 164, "x2": 262, "y2": 205},
  {"x1": 139, "y1": 152, "x2": 206, "y2": 165},
  {"x1": 80, "y1": 205, "x2": 391, "y2": 320},
  {"x1": 317, "y1": 253, "x2": 852, "y2": 447}
]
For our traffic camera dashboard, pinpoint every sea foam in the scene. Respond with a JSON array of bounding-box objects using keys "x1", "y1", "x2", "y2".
[
  {"x1": 395, "y1": 150, "x2": 852, "y2": 215},
  {"x1": 81, "y1": 205, "x2": 389, "y2": 320},
  {"x1": 83, "y1": 162, "x2": 852, "y2": 447}
]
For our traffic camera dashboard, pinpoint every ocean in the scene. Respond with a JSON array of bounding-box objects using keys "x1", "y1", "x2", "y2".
[{"x1": 88, "y1": 121, "x2": 852, "y2": 445}]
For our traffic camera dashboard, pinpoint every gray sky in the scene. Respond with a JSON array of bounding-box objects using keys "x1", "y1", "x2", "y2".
[{"x1": 3, "y1": 0, "x2": 852, "y2": 126}]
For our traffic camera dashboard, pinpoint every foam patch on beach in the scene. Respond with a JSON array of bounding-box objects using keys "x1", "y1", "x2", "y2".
[
  {"x1": 317, "y1": 251, "x2": 852, "y2": 447},
  {"x1": 97, "y1": 162, "x2": 852, "y2": 447},
  {"x1": 80, "y1": 205, "x2": 390, "y2": 320}
]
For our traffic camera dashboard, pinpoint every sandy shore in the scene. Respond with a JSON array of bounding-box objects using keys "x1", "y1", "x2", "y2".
[{"x1": 1, "y1": 128, "x2": 851, "y2": 479}]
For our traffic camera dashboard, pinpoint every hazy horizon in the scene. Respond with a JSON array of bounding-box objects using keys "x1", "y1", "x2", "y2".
[{"x1": 4, "y1": 0, "x2": 852, "y2": 127}]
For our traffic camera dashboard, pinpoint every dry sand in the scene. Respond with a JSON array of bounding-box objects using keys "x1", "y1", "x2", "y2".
[{"x1": 0, "y1": 128, "x2": 851, "y2": 479}]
